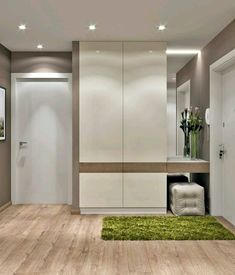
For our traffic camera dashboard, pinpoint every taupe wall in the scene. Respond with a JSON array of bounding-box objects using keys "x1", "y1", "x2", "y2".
[
  {"x1": 177, "y1": 19, "x2": 235, "y2": 212},
  {"x1": 177, "y1": 19, "x2": 235, "y2": 161},
  {"x1": 0, "y1": 44, "x2": 11, "y2": 206},
  {"x1": 11, "y1": 52, "x2": 72, "y2": 73}
]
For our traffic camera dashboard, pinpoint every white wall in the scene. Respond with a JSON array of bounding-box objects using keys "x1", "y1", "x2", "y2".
[{"x1": 167, "y1": 83, "x2": 176, "y2": 156}]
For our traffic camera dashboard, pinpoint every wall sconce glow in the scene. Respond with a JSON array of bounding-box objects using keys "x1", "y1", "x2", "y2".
[
  {"x1": 37, "y1": 44, "x2": 43, "y2": 49},
  {"x1": 157, "y1": 24, "x2": 166, "y2": 31},
  {"x1": 89, "y1": 24, "x2": 96, "y2": 31},
  {"x1": 166, "y1": 49, "x2": 200, "y2": 55},
  {"x1": 18, "y1": 24, "x2": 26, "y2": 30}
]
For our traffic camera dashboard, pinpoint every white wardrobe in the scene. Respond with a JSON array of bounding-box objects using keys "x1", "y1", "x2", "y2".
[{"x1": 79, "y1": 41, "x2": 167, "y2": 214}]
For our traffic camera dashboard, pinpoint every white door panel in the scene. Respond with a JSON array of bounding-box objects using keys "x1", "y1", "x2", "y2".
[
  {"x1": 123, "y1": 173, "x2": 166, "y2": 207},
  {"x1": 222, "y1": 66, "x2": 235, "y2": 225},
  {"x1": 15, "y1": 80, "x2": 71, "y2": 204},
  {"x1": 123, "y1": 42, "x2": 167, "y2": 162},
  {"x1": 80, "y1": 42, "x2": 123, "y2": 162},
  {"x1": 80, "y1": 173, "x2": 122, "y2": 207}
]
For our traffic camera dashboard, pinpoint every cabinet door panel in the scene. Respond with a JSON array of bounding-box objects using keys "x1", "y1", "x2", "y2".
[
  {"x1": 123, "y1": 42, "x2": 167, "y2": 162},
  {"x1": 80, "y1": 173, "x2": 122, "y2": 207},
  {"x1": 80, "y1": 42, "x2": 123, "y2": 162},
  {"x1": 123, "y1": 173, "x2": 166, "y2": 207}
]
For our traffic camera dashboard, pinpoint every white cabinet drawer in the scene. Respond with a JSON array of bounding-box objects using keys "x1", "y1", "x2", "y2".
[
  {"x1": 80, "y1": 173, "x2": 122, "y2": 207},
  {"x1": 123, "y1": 173, "x2": 166, "y2": 207}
]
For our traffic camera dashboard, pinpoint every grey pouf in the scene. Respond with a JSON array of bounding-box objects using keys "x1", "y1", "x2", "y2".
[{"x1": 169, "y1": 182, "x2": 205, "y2": 216}]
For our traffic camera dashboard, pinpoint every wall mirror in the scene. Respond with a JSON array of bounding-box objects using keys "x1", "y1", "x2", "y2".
[{"x1": 176, "y1": 80, "x2": 191, "y2": 156}]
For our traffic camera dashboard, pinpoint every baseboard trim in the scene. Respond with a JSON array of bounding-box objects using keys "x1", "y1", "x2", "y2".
[
  {"x1": 70, "y1": 205, "x2": 80, "y2": 215},
  {"x1": 80, "y1": 207, "x2": 167, "y2": 215},
  {"x1": 216, "y1": 216, "x2": 235, "y2": 234},
  {"x1": 0, "y1": 201, "x2": 12, "y2": 213}
]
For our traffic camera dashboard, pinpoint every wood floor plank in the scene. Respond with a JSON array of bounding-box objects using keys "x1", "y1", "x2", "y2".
[{"x1": 0, "y1": 205, "x2": 233, "y2": 275}]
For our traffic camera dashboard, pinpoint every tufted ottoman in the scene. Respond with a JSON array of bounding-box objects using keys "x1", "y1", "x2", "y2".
[{"x1": 169, "y1": 182, "x2": 205, "y2": 216}]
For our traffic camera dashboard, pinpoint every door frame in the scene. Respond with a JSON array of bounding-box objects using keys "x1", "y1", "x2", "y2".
[
  {"x1": 210, "y1": 49, "x2": 235, "y2": 216},
  {"x1": 11, "y1": 73, "x2": 72, "y2": 204}
]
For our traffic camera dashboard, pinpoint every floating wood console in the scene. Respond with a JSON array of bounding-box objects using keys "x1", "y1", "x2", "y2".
[
  {"x1": 166, "y1": 158, "x2": 209, "y2": 173},
  {"x1": 79, "y1": 158, "x2": 209, "y2": 173}
]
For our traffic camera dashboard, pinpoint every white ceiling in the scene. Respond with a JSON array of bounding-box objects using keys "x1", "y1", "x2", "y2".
[{"x1": 0, "y1": 0, "x2": 234, "y2": 81}]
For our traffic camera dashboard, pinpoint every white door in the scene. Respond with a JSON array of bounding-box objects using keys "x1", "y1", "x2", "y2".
[
  {"x1": 14, "y1": 78, "x2": 72, "y2": 204},
  {"x1": 221, "y1": 65, "x2": 235, "y2": 225}
]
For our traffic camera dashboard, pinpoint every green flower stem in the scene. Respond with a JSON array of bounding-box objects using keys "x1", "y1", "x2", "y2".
[{"x1": 191, "y1": 131, "x2": 199, "y2": 159}]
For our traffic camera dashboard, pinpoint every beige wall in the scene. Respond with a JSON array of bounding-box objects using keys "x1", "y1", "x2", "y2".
[
  {"x1": 11, "y1": 52, "x2": 72, "y2": 73},
  {"x1": 0, "y1": 44, "x2": 11, "y2": 206}
]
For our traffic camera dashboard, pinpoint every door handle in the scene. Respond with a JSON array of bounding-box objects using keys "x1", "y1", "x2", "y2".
[
  {"x1": 19, "y1": 141, "x2": 28, "y2": 148},
  {"x1": 219, "y1": 149, "x2": 225, "y2": 159},
  {"x1": 219, "y1": 144, "x2": 225, "y2": 159}
]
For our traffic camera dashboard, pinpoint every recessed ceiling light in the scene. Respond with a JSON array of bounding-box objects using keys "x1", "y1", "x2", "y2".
[
  {"x1": 157, "y1": 24, "x2": 166, "y2": 31},
  {"x1": 18, "y1": 24, "x2": 26, "y2": 30},
  {"x1": 149, "y1": 50, "x2": 153, "y2": 54},
  {"x1": 96, "y1": 50, "x2": 100, "y2": 54},
  {"x1": 37, "y1": 44, "x2": 43, "y2": 49},
  {"x1": 89, "y1": 24, "x2": 96, "y2": 31},
  {"x1": 166, "y1": 49, "x2": 200, "y2": 55}
]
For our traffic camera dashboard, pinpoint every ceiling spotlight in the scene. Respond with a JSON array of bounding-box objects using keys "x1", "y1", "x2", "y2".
[
  {"x1": 18, "y1": 24, "x2": 26, "y2": 30},
  {"x1": 37, "y1": 44, "x2": 43, "y2": 49},
  {"x1": 157, "y1": 24, "x2": 166, "y2": 31},
  {"x1": 89, "y1": 24, "x2": 96, "y2": 31},
  {"x1": 149, "y1": 50, "x2": 153, "y2": 54}
]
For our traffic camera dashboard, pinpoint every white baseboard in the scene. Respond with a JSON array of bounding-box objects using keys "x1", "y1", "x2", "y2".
[{"x1": 80, "y1": 207, "x2": 167, "y2": 215}]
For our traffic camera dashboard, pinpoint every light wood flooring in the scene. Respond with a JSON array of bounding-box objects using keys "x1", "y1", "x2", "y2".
[{"x1": 0, "y1": 205, "x2": 234, "y2": 275}]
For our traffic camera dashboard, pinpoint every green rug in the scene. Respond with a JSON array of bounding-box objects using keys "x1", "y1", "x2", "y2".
[{"x1": 101, "y1": 216, "x2": 235, "y2": 240}]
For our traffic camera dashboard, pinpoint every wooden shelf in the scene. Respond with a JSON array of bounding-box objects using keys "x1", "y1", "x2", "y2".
[
  {"x1": 166, "y1": 157, "x2": 209, "y2": 173},
  {"x1": 79, "y1": 159, "x2": 209, "y2": 173}
]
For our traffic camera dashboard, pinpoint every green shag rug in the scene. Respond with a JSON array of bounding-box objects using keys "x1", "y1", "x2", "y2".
[{"x1": 101, "y1": 216, "x2": 235, "y2": 240}]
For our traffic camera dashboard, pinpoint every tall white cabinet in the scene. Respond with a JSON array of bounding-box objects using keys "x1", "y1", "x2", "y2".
[
  {"x1": 123, "y1": 42, "x2": 167, "y2": 162},
  {"x1": 79, "y1": 41, "x2": 167, "y2": 214},
  {"x1": 80, "y1": 42, "x2": 123, "y2": 162},
  {"x1": 79, "y1": 42, "x2": 123, "y2": 209}
]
